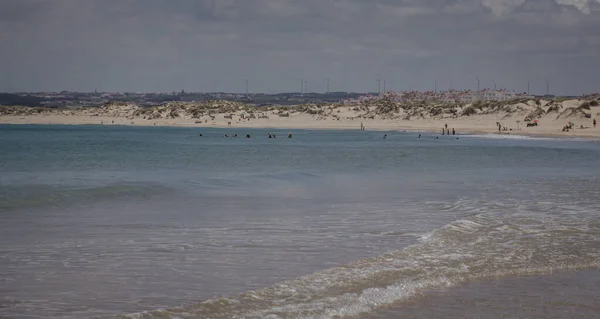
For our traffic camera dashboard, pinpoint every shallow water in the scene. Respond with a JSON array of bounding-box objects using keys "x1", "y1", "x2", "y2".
[
  {"x1": 364, "y1": 269, "x2": 600, "y2": 319},
  {"x1": 0, "y1": 124, "x2": 599, "y2": 318}
]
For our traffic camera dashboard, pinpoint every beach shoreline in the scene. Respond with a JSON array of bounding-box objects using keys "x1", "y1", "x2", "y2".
[
  {"x1": 2, "y1": 97, "x2": 599, "y2": 139},
  {"x1": 2, "y1": 114, "x2": 599, "y2": 140}
]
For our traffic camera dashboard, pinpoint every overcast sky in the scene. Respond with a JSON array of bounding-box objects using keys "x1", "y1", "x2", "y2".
[{"x1": 1, "y1": 0, "x2": 599, "y2": 95}]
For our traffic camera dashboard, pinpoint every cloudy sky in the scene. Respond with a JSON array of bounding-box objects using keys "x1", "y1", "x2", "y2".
[{"x1": 1, "y1": 0, "x2": 599, "y2": 95}]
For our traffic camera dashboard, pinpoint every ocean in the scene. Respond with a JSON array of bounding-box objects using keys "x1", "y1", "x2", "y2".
[{"x1": 1, "y1": 124, "x2": 599, "y2": 319}]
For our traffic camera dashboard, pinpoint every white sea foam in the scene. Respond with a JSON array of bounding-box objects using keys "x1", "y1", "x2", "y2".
[
  {"x1": 120, "y1": 211, "x2": 600, "y2": 319},
  {"x1": 462, "y1": 133, "x2": 555, "y2": 140}
]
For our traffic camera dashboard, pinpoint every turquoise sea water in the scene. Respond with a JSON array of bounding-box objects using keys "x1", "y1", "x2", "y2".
[{"x1": 1, "y1": 124, "x2": 599, "y2": 318}]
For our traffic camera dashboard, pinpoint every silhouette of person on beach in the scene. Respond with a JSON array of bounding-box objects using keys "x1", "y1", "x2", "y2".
[
  {"x1": 452, "y1": 128, "x2": 456, "y2": 135},
  {"x1": 594, "y1": 119, "x2": 597, "y2": 128}
]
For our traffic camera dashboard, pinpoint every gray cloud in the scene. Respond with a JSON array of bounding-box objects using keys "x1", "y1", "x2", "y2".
[
  {"x1": 0, "y1": 0, "x2": 599, "y2": 95},
  {"x1": 556, "y1": 0, "x2": 600, "y2": 14}
]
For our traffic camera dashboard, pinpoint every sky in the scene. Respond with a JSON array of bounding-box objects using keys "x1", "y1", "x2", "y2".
[{"x1": 0, "y1": 0, "x2": 599, "y2": 95}]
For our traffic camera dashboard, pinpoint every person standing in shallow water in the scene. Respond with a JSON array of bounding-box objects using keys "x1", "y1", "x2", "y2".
[{"x1": 452, "y1": 128, "x2": 456, "y2": 135}]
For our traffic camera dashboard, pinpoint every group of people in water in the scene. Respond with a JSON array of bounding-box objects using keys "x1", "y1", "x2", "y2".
[
  {"x1": 202, "y1": 131, "x2": 461, "y2": 140},
  {"x1": 442, "y1": 123, "x2": 457, "y2": 135},
  {"x1": 200, "y1": 133, "x2": 293, "y2": 138},
  {"x1": 200, "y1": 126, "x2": 464, "y2": 140}
]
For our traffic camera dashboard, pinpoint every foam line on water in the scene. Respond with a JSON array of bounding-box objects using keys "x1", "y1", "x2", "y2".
[
  {"x1": 461, "y1": 134, "x2": 554, "y2": 140},
  {"x1": 119, "y1": 211, "x2": 600, "y2": 319}
]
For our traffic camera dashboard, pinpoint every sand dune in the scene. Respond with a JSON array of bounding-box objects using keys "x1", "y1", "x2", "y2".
[{"x1": 2, "y1": 97, "x2": 600, "y2": 138}]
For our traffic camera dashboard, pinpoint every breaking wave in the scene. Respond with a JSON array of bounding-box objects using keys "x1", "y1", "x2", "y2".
[
  {"x1": 119, "y1": 211, "x2": 600, "y2": 319},
  {"x1": 462, "y1": 134, "x2": 554, "y2": 140}
]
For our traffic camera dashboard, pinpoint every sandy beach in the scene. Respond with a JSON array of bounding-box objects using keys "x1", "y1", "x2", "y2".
[{"x1": 2, "y1": 98, "x2": 599, "y2": 138}]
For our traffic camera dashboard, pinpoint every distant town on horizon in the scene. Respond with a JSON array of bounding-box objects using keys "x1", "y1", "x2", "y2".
[{"x1": 0, "y1": 88, "x2": 589, "y2": 109}]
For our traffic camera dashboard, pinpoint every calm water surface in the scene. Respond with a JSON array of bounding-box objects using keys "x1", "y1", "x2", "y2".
[{"x1": 1, "y1": 124, "x2": 599, "y2": 318}]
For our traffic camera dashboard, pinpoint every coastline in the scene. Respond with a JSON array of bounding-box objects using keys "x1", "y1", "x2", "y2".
[
  {"x1": 2, "y1": 97, "x2": 599, "y2": 139},
  {"x1": 2, "y1": 114, "x2": 599, "y2": 140}
]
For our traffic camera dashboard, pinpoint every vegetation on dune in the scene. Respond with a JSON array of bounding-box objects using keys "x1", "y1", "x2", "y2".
[
  {"x1": 556, "y1": 107, "x2": 590, "y2": 120},
  {"x1": 546, "y1": 103, "x2": 561, "y2": 114},
  {"x1": 524, "y1": 107, "x2": 545, "y2": 122},
  {"x1": 2, "y1": 95, "x2": 599, "y2": 123},
  {"x1": 461, "y1": 106, "x2": 477, "y2": 116},
  {"x1": 0, "y1": 106, "x2": 48, "y2": 116},
  {"x1": 429, "y1": 107, "x2": 443, "y2": 117},
  {"x1": 578, "y1": 101, "x2": 591, "y2": 110}
]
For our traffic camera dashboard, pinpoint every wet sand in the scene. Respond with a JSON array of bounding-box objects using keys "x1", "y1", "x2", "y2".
[{"x1": 363, "y1": 269, "x2": 600, "y2": 319}]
